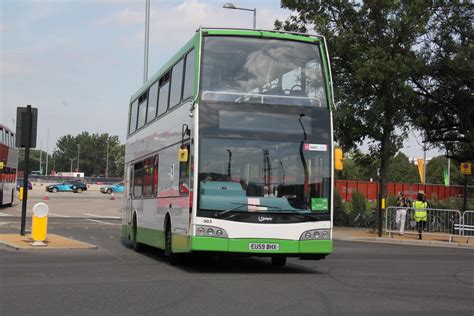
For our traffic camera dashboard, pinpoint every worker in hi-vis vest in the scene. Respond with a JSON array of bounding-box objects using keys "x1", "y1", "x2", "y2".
[{"x1": 413, "y1": 190, "x2": 428, "y2": 240}]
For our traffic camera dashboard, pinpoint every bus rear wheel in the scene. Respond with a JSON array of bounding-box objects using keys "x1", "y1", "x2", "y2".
[
  {"x1": 271, "y1": 257, "x2": 287, "y2": 267},
  {"x1": 132, "y1": 216, "x2": 144, "y2": 252}
]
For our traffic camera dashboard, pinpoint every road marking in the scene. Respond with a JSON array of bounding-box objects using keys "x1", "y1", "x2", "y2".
[
  {"x1": 26, "y1": 210, "x2": 70, "y2": 217},
  {"x1": 0, "y1": 212, "x2": 9, "y2": 216},
  {"x1": 84, "y1": 213, "x2": 120, "y2": 219},
  {"x1": 84, "y1": 219, "x2": 121, "y2": 226}
]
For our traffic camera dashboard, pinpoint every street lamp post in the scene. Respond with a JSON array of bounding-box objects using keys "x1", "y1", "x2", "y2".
[
  {"x1": 223, "y1": 3, "x2": 256, "y2": 29},
  {"x1": 106, "y1": 137, "x2": 109, "y2": 178},
  {"x1": 70, "y1": 158, "x2": 77, "y2": 172},
  {"x1": 77, "y1": 144, "x2": 80, "y2": 172}
]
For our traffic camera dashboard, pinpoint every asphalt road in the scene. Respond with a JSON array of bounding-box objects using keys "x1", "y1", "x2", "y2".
[{"x1": 1, "y1": 219, "x2": 473, "y2": 315}]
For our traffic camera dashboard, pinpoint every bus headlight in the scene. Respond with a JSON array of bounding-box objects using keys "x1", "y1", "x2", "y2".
[
  {"x1": 300, "y1": 229, "x2": 330, "y2": 240},
  {"x1": 195, "y1": 225, "x2": 228, "y2": 238}
]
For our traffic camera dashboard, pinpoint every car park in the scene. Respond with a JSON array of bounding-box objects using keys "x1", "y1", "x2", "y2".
[
  {"x1": 100, "y1": 182, "x2": 124, "y2": 194},
  {"x1": 46, "y1": 180, "x2": 87, "y2": 193},
  {"x1": 16, "y1": 179, "x2": 33, "y2": 191}
]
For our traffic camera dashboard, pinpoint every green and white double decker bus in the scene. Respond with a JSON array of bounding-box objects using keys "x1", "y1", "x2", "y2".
[{"x1": 123, "y1": 28, "x2": 335, "y2": 266}]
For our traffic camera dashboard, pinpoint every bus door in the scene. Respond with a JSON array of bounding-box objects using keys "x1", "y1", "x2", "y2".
[{"x1": 125, "y1": 164, "x2": 133, "y2": 225}]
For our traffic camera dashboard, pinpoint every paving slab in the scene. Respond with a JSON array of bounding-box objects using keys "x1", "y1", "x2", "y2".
[
  {"x1": 333, "y1": 227, "x2": 474, "y2": 249},
  {"x1": 0, "y1": 233, "x2": 97, "y2": 250}
]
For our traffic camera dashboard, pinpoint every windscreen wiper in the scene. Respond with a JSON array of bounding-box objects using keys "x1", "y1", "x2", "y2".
[{"x1": 215, "y1": 203, "x2": 281, "y2": 219}]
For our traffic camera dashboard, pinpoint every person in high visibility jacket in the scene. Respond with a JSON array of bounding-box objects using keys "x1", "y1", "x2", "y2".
[{"x1": 413, "y1": 191, "x2": 428, "y2": 240}]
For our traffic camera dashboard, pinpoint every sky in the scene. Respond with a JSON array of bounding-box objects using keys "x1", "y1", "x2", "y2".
[{"x1": 0, "y1": 0, "x2": 441, "y2": 159}]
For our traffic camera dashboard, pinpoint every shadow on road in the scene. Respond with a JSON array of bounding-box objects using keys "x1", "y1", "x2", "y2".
[{"x1": 122, "y1": 240, "x2": 324, "y2": 275}]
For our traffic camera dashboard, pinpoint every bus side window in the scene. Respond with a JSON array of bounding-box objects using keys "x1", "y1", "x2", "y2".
[
  {"x1": 179, "y1": 144, "x2": 190, "y2": 195},
  {"x1": 129, "y1": 100, "x2": 139, "y2": 135},
  {"x1": 183, "y1": 49, "x2": 195, "y2": 100},
  {"x1": 153, "y1": 155, "x2": 159, "y2": 196},
  {"x1": 157, "y1": 72, "x2": 170, "y2": 117},
  {"x1": 169, "y1": 58, "x2": 184, "y2": 109},
  {"x1": 143, "y1": 157, "x2": 154, "y2": 196},
  {"x1": 133, "y1": 161, "x2": 143, "y2": 198},
  {"x1": 137, "y1": 92, "x2": 148, "y2": 130}
]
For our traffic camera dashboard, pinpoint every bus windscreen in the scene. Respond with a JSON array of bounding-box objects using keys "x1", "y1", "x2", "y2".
[{"x1": 201, "y1": 36, "x2": 328, "y2": 108}]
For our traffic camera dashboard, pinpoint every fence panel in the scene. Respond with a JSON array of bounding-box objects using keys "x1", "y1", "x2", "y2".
[
  {"x1": 385, "y1": 206, "x2": 462, "y2": 240},
  {"x1": 462, "y1": 211, "x2": 474, "y2": 236}
]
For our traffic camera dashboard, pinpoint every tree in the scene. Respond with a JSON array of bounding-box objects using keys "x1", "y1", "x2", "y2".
[
  {"x1": 18, "y1": 149, "x2": 52, "y2": 175},
  {"x1": 53, "y1": 132, "x2": 124, "y2": 177},
  {"x1": 276, "y1": 1, "x2": 432, "y2": 200},
  {"x1": 410, "y1": 2, "x2": 473, "y2": 161},
  {"x1": 426, "y1": 156, "x2": 465, "y2": 185},
  {"x1": 388, "y1": 153, "x2": 418, "y2": 183}
]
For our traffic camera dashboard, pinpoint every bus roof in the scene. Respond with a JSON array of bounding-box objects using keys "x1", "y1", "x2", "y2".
[{"x1": 129, "y1": 28, "x2": 326, "y2": 103}]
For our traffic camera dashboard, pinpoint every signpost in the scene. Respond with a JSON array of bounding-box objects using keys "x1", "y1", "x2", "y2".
[
  {"x1": 460, "y1": 162, "x2": 471, "y2": 212},
  {"x1": 16, "y1": 105, "x2": 38, "y2": 236}
]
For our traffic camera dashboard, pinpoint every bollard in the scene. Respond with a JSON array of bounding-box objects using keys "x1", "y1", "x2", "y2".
[
  {"x1": 109, "y1": 192, "x2": 115, "y2": 200},
  {"x1": 31, "y1": 202, "x2": 49, "y2": 246},
  {"x1": 43, "y1": 191, "x2": 49, "y2": 201}
]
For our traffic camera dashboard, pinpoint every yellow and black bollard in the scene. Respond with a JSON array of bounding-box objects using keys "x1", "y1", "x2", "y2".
[{"x1": 31, "y1": 202, "x2": 49, "y2": 246}]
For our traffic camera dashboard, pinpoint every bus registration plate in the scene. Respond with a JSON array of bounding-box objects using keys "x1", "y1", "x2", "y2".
[{"x1": 249, "y1": 243, "x2": 279, "y2": 251}]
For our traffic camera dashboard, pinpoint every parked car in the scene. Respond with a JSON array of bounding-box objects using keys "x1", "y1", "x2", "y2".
[
  {"x1": 16, "y1": 179, "x2": 33, "y2": 191},
  {"x1": 100, "y1": 182, "x2": 124, "y2": 194},
  {"x1": 46, "y1": 180, "x2": 87, "y2": 193}
]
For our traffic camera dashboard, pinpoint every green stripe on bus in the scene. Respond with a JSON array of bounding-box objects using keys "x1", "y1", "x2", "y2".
[
  {"x1": 191, "y1": 237, "x2": 333, "y2": 254},
  {"x1": 204, "y1": 29, "x2": 319, "y2": 43}
]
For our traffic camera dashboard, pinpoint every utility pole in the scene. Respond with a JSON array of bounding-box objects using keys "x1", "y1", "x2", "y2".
[
  {"x1": 106, "y1": 137, "x2": 109, "y2": 178},
  {"x1": 45, "y1": 128, "x2": 49, "y2": 176},
  {"x1": 143, "y1": 0, "x2": 150, "y2": 84},
  {"x1": 39, "y1": 140, "x2": 43, "y2": 174},
  {"x1": 77, "y1": 144, "x2": 80, "y2": 172}
]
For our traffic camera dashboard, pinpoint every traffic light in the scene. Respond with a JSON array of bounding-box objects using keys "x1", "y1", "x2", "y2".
[{"x1": 334, "y1": 148, "x2": 343, "y2": 170}]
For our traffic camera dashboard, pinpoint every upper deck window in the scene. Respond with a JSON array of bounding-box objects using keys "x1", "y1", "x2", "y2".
[
  {"x1": 183, "y1": 50, "x2": 195, "y2": 100},
  {"x1": 169, "y1": 58, "x2": 184, "y2": 109},
  {"x1": 201, "y1": 37, "x2": 327, "y2": 108}
]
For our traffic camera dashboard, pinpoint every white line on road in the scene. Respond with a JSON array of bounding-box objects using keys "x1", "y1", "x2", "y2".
[
  {"x1": 26, "y1": 210, "x2": 71, "y2": 217},
  {"x1": 0, "y1": 212, "x2": 9, "y2": 216},
  {"x1": 84, "y1": 213, "x2": 120, "y2": 219},
  {"x1": 84, "y1": 219, "x2": 121, "y2": 226}
]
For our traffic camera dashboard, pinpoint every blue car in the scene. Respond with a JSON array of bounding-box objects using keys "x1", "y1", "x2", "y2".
[
  {"x1": 16, "y1": 179, "x2": 33, "y2": 191},
  {"x1": 46, "y1": 181, "x2": 87, "y2": 193},
  {"x1": 100, "y1": 182, "x2": 124, "y2": 194}
]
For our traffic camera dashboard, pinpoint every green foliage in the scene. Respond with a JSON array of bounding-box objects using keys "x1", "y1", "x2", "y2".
[
  {"x1": 426, "y1": 156, "x2": 465, "y2": 185},
  {"x1": 350, "y1": 191, "x2": 367, "y2": 214},
  {"x1": 18, "y1": 149, "x2": 52, "y2": 175},
  {"x1": 276, "y1": 1, "x2": 433, "y2": 198},
  {"x1": 386, "y1": 194, "x2": 399, "y2": 207},
  {"x1": 334, "y1": 189, "x2": 343, "y2": 210},
  {"x1": 53, "y1": 132, "x2": 124, "y2": 177},
  {"x1": 410, "y1": 2, "x2": 473, "y2": 161},
  {"x1": 388, "y1": 153, "x2": 418, "y2": 183}
]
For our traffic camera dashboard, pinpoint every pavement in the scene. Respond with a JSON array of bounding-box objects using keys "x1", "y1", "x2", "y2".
[{"x1": 333, "y1": 227, "x2": 474, "y2": 249}]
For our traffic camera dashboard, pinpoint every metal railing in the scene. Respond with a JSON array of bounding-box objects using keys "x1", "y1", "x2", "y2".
[
  {"x1": 461, "y1": 211, "x2": 474, "y2": 236},
  {"x1": 385, "y1": 206, "x2": 462, "y2": 241}
]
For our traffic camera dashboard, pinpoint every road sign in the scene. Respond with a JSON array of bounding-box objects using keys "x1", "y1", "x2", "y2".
[
  {"x1": 16, "y1": 106, "x2": 38, "y2": 148},
  {"x1": 460, "y1": 162, "x2": 471, "y2": 175}
]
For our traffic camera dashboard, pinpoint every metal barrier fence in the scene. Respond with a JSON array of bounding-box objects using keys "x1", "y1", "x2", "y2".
[
  {"x1": 461, "y1": 211, "x2": 474, "y2": 236},
  {"x1": 385, "y1": 206, "x2": 462, "y2": 241}
]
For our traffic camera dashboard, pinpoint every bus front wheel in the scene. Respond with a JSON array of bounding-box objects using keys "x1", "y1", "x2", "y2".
[{"x1": 165, "y1": 222, "x2": 180, "y2": 265}]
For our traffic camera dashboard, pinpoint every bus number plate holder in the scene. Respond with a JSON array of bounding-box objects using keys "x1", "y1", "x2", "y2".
[{"x1": 249, "y1": 243, "x2": 279, "y2": 251}]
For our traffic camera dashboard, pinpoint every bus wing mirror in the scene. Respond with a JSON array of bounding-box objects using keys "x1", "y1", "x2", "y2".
[
  {"x1": 178, "y1": 148, "x2": 189, "y2": 162},
  {"x1": 334, "y1": 148, "x2": 343, "y2": 170}
]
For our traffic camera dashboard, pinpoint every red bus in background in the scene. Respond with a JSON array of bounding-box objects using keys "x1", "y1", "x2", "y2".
[
  {"x1": 336, "y1": 179, "x2": 465, "y2": 202},
  {"x1": 0, "y1": 125, "x2": 19, "y2": 206}
]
